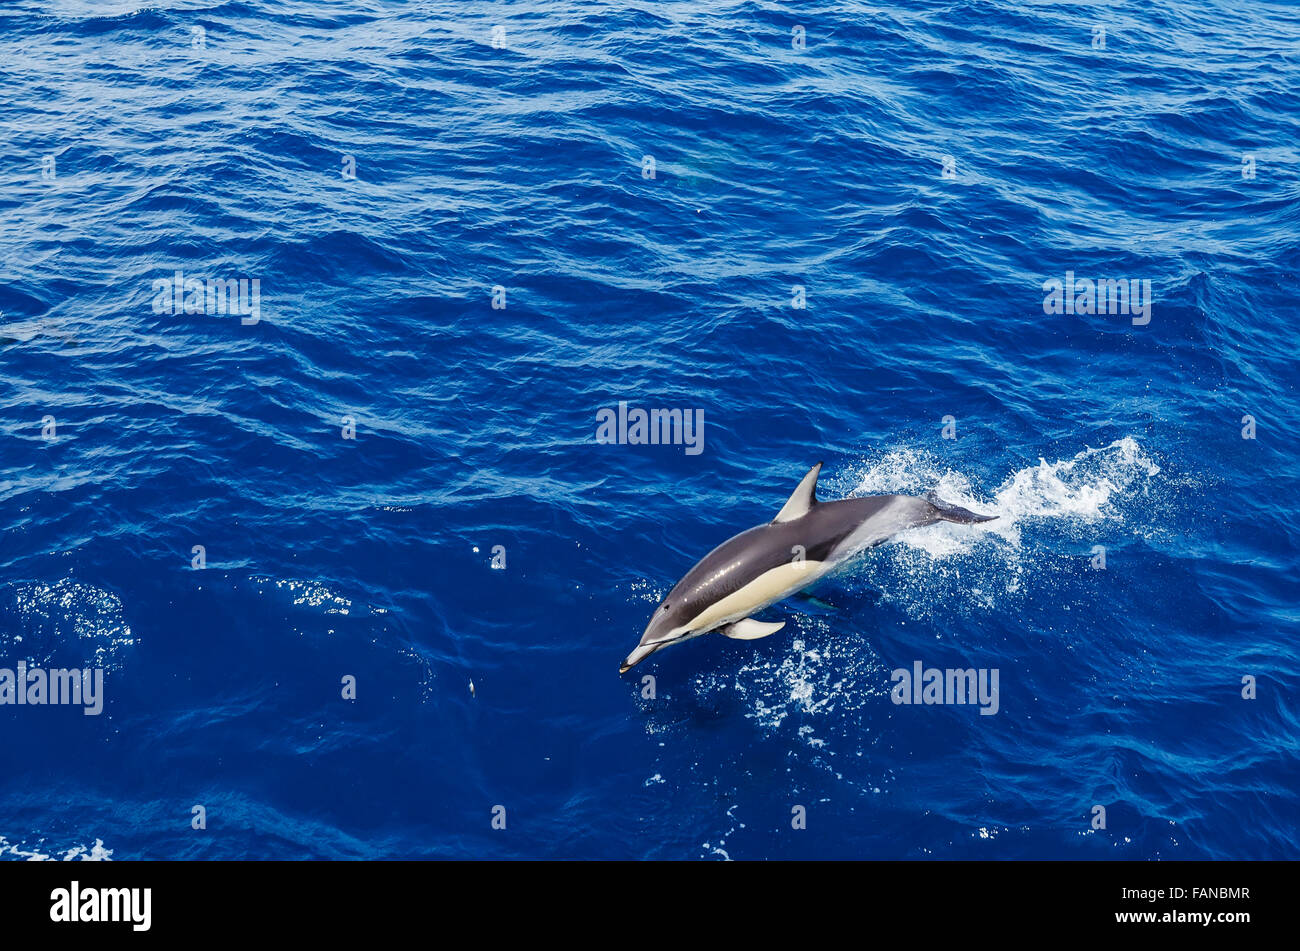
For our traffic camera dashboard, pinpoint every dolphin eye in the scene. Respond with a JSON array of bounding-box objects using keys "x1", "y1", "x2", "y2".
[{"x1": 661, "y1": 603, "x2": 670, "y2": 611}]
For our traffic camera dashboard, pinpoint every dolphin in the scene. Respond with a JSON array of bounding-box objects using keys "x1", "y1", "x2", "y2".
[{"x1": 620, "y1": 462, "x2": 996, "y2": 673}]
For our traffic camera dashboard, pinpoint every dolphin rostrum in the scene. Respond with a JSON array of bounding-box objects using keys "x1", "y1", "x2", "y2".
[{"x1": 620, "y1": 462, "x2": 996, "y2": 673}]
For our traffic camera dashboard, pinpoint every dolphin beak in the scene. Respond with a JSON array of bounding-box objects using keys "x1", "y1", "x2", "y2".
[{"x1": 620, "y1": 641, "x2": 660, "y2": 674}]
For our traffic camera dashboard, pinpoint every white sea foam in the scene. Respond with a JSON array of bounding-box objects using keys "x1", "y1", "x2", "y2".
[
  {"x1": 257, "y1": 577, "x2": 354, "y2": 614},
  {"x1": 0, "y1": 579, "x2": 135, "y2": 669},
  {"x1": 0, "y1": 835, "x2": 113, "y2": 861},
  {"x1": 252, "y1": 577, "x2": 388, "y2": 618},
  {"x1": 692, "y1": 623, "x2": 888, "y2": 749},
  {"x1": 839, "y1": 436, "x2": 1160, "y2": 557}
]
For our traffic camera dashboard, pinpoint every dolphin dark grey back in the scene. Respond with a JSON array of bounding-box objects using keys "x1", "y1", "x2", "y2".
[{"x1": 662, "y1": 495, "x2": 908, "y2": 614}]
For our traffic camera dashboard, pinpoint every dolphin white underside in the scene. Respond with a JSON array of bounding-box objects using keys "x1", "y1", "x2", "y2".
[{"x1": 681, "y1": 559, "x2": 832, "y2": 635}]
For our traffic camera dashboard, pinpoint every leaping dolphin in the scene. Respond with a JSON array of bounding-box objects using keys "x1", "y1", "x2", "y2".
[{"x1": 620, "y1": 462, "x2": 996, "y2": 673}]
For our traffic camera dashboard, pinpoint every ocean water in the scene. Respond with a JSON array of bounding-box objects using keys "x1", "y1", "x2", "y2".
[{"x1": 1, "y1": 0, "x2": 1297, "y2": 860}]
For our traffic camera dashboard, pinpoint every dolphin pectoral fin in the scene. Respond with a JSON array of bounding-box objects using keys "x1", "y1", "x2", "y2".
[
  {"x1": 773, "y1": 462, "x2": 823, "y2": 523},
  {"x1": 720, "y1": 618, "x2": 786, "y2": 640}
]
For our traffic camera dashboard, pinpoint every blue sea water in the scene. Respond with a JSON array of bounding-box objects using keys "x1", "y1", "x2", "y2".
[{"x1": 0, "y1": 0, "x2": 1297, "y2": 860}]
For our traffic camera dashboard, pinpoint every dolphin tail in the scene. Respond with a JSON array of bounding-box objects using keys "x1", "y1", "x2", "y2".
[{"x1": 925, "y1": 491, "x2": 998, "y2": 524}]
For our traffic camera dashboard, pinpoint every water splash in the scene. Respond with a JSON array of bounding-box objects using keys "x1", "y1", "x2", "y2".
[
  {"x1": 691, "y1": 439, "x2": 1162, "y2": 740},
  {"x1": 846, "y1": 437, "x2": 1161, "y2": 558}
]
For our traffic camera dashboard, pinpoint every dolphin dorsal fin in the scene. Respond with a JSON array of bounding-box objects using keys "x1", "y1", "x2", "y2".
[{"x1": 773, "y1": 462, "x2": 822, "y2": 523}]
